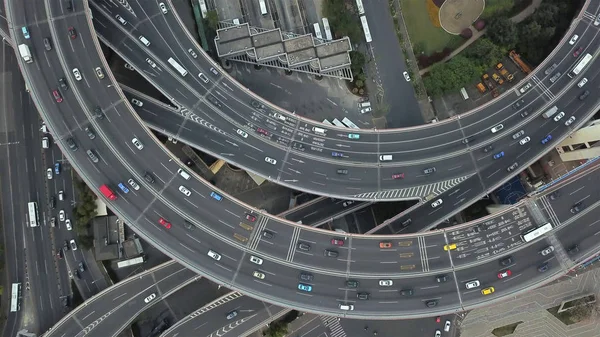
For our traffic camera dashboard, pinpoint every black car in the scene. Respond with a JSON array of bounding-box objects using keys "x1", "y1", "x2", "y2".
[
  {"x1": 183, "y1": 220, "x2": 193, "y2": 230},
  {"x1": 357, "y1": 292, "x2": 369, "y2": 300},
  {"x1": 482, "y1": 145, "x2": 494, "y2": 153},
  {"x1": 324, "y1": 250, "x2": 338, "y2": 258},
  {"x1": 579, "y1": 90, "x2": 590, "y2": 100},
  {"x1": 66, "y1": 137, "x2": 78, "y2": 151},
  {"x1": 336, "y1": 169, "x2": 348, "y2": 175},
  {"x1": 538, "y1": 262, "x2": 549, "y2": 273},
  {"x1": 346, "y1": 280, "x2": 359, "y2": 288},
  {"x1": 49, "y1": 196, "x2": 56, "y2": 209},
  {"x1": 85, "y1": 126, "x2": 96, "y2": 139},
  {"x1": 56, "y1": 248, "x2": 64, "y2": 259},
  {"x1": 94, "y1": 106, "x2": 105, "y2": 120},
  {"x1": 401, "y1": 219, "x2": 412, "y2": 227},
  {"x1": 59, "y1": 77, "x2": 68, "y2": 90},
  {"x1": 74, "y1": 270, "x2": 81, "y2": 279},
  {"x1": 400, "y1": 289, "x2": 414, "y2": 296},
  {"x1": 299, "y1": 273, "x2": 313, "y2": 281},
  {"x1": 63, "y1": 240, "x2": 69, "y2": 252},
  {"x1": 144, "y1": 172, "x2": 155, "y2": 183},
  {"x1": 549, "y1": 191, "x2": 560, "y2": 200},
  {"x1": 567, "y1": 245, "x2": 580, "y2": 255},
  {"x1": 43, "y1": 37, "x2": 52, "y2": 51},
  {"x1": 435, "y1": 275, "x2": 448, "y2": 283},
  {"x1": 500, "y1": 256, "x2": 513, "y2": 266},
  {"x1": 520, "y1": 108, "x2": 531, "y2": 118},
  {"x1": 512, "y1": 99, "x2": 525, "y2": 110},
  {"x1": 425, "y1": 300, "x2": 438, "y2": 308},
  {"x1": 78, "y1": 261, "x2": 85, "y2": 273},
  {"x1": 570, "y1": 202, "x2": 583, "y2": 214}
]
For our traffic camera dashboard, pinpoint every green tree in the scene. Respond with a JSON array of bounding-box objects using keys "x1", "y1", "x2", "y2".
[
  {"x1": 323, "y1": 0, "x2": 362, "y2": 43},
  {"x1": 349, "y1": 51, "x2": 366, "y2": 76},
  {"x1": 205, "y1": 10, "x2": 219, "y2": 31},
  {"x1": 77, "y1": 235, "x2": 94, "y2": 250},
  {"x1": 424, "y1": 56, "x2": 480, "y2": 97},
  {"x1": 265, "y1": 321, "x2": 288, "y2": 337},
  {"x1": 486, "y1": 17, "x2": 518, "y2": 48},
  {"x1": 465, "y1": 38, "x2": 504, "y2": 68}
]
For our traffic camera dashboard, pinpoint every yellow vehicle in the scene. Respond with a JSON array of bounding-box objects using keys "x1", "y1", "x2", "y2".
[
  {"x1": 481, "y1": 287, "x2": 495, "y2": 295},
  {"x1": 443, "y1": 243, "x2": 457, "y2": 251}
]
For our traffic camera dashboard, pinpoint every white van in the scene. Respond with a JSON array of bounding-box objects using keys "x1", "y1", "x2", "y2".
[
  {"x1": 358, "y1": 102, "x2": 371, "y2": 108},
  {"x1": 139, "y1": 35, "x2": 151, "y2": 46},
  {"x1": 177, "y1": 168, "x2": 191, "y2": 180},
  {"x1": 379, "y1": 154, "x2": 393, "y2": 161},
  {"x1": 42, "y1": 137, "x2": 50, "y2": 149},
  {"x1": 312, "y1": 126, "x2": 326, "y2": 135}
]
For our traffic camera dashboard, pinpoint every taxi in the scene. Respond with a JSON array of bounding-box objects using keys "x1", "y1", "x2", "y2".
[
  {"x1": 443, "y1": 243, "x2": 457, "y2": 251},
  {"x1": 481, "y1": 287, "x2": 495, "y2": 295}
]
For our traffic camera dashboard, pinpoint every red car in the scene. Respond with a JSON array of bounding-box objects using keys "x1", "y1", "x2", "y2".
[
  {"x1": 68, "y1": 27, "x2": 77, "y2": 40},
  {"x1": 331, "y1": 238, "x2": 344, "y2": 246},
  {"x1": 256, "y1": 128, "x2": 269, "y2": 136},
  {"x1": 245, "y1": 214, "x2": 256, "y2": 222},
  {"x1": 158, "y1": 217, "x2": 172, "y2": 229},
  {"x1": 379, "y1": 242, "x2": 392, "y2": 249},
  {"x1": 498, "y1": 269, "x2": 512, "y2": 279},
  {"x1": 435, "y1": 316, "x2": 441, "y2": 323},
  {"x1": 52, "y1": 89, "x2": 63, "y2": 103},
  {"x1": 391, "y1": 173, "x2": 405, "y2": 179},
  {"x1": 573, "y1": 46, "x2": 583, "y2": 57}
]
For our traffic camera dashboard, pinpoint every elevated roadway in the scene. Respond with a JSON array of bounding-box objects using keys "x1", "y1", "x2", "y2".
[{"x1": 8, "y1": 0, "x2": 600, "y2": 320}]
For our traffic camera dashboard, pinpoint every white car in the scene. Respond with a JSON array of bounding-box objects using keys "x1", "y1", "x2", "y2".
[
  {"x1": 564, "y1": 116, "x2": 576, "y2": 126},
  {"x1": 540, "y1": 245, "x2": 555, "y2": 256},
  {"x1": 65, "y1": 219, "x2": 72, "y2": 231},
  {"x1": 435, "y1": 330, "x2": 441, "y2": 337},
  {"x1": 208, "y1": 250, "x2": 222, "y2": 261},
  {"x1": 265, "y1": 157, "x2": 277, "y2": 165},
  {"x1": 444, "y1": 320, "x2": 451, "y2": 332},
  {"x1": 131, "y1": 98, "x2": 143, "y2": 107},
  {"x1": 210, "y1": 67, "x2": 219, "y2": 75},
  {"x1": 188, "y1": 48, "x2": 198, "y2": 58},
  {"x1": 59, "y1": 210, "x2": 66, "y2": 221},
  {"x1": 46, "y1": 168, "x2": 53, "y2": 180},
  {"x1": 577, "y1": 78, "x2": 587, "y2": 88},
  {"x1": 144, "y1": 293, "x2": 156, "y2": 303},
  {"x1": 431, "y1": 199, "x2": 443, "y2": 208},
  {"x1": 553, "y1": 111, "x2": 565, "y2": 122},
  {"x1": 595, "y1": 15, "x2": 600, "y2": 26},
  {"x1": 95, "y1": 67, "x2": 105, "y2": 79},
  {"x1": 250, "y1": 255, "x2": 263, "y2": 265},
  {"x1": 519, "y1": 137, "x2": 531, "y2": 145},
  {"x1": 253, "y1": 271, "x2": 265, "y2": 279},
  {"x1": 159, "y1": 2, "x2": 168, "y2": 14},
  {"x1": 131, "y1": 138, "x2": 144, "y2": 150},
  {"x1": 379, "y1": 279, "x2": 393, "y2": 287},
  {"x1": 58, "y1": 190, "x2": 65, "y2": 201},
  {"x1": 569, "y1": 34, "x2": 579, "y2": 45},
  {"x1": 403, "y1": 71, "x2": 411, "y2": 81},
  {"x1": 70, "y1": 239, "x2": 78, "y2": 251},
  {"x1": 128, "y1": 178, "x2": 140, "y2": 190},
  {"x1": 236, "y1": 129, "x2": 248, "y2": 138},
  {"x1": 465, "y1": 279, "x2": 480, "y2": 289},
  {"x1": 145, "y1": 58, "x2": 157, "y2": 68},
  {"x1": 72, "y1": 68, "x2": 82, "y2": 81},
  {"x1": 490, "y1": 124, "x2": 504, "y2": 133},
  {"x1": 178, "y1": 185, "x2": 192, "y2": 196}
]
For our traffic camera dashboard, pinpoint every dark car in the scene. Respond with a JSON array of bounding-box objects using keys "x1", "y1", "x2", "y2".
[
  {"x1": 59, "y1": 77, "x2": 69, "y2": 90},
  {"x1": 482, "y1": 145, "x2": 494, "y2": 153},
  {"x1": 512, "y1": 99, "x2": 525, "y2": 110},
  {"x1": 400, "y1": 289, "x2": 414, "y2": 296},
  {"x1": 538, "y1": 262, "x2": 549, "y2": 273},
  {"x1": 43, "y1": 37, "x2": 52, "y2": 51},
  {"x1": 500, "y1": 256, "x2": 513, "y2": 266},
  {"x1": 436, "y1": 275, "x2": 448, "y2": 283},
  {"x1": 68, "y1": 26, "x2": 77, "y2": 39},
  {"x1": 573, "y1": 46, "x2": 583, "y2": 57},
  {"x1": 461, "y1": 137, "x2": 474, "y2": 144},
  {"x1": 74, "y1": 270, "x2": 81, "y2": 279},
  {"x1": 579, "y1": 90, "x2": 590, "y2": 100},
  {"x1": 336, "y1": 168, "x2": 348, "y2": 175},
  {"x1": 144, "y1": 172, "x2": 155, "y2": 183},
  {"x1": 324, "y1": 250, "x2": 338, "y2": 258},
  {"x1": 401, "y1": 218, "x2": 412, "y2": 227},
  {"x1": 78, "y1": 261, "x2": 85, "y2": 273},
  {"x1": 63, "y1": 241, "x2": 69, "y2": 252},
  {"x1": 570, "y1": 202, "x2": 583, "y2": 214},
  {"x1": 549, "y1": 191, "x2": 560, "y2": 200},
  {"x1": 66, "y1": 137, "x2": 78, "y2": 151},
  {"x1": 49, "y1": 196, "x2": 56, "y2": 209},
  {"x1": 56, "y1": 248, "x2": 64, "y2": 259},
  {"x1": 94, "y1": 106, "x2": 105, "y2": 120},
  {"x1": 299, "y1": 273, "x2": 313, "y2": 281},
  {"x1": 357, "y1": 292, "x2": 370, "y2": 300},
  {"x1": 346, "y1": 280, "x2": 359, "y2": 288},
  {"x1": 520, "y1": 108, "x2": 531, "y2": 118},
  {"x1": 567, "y1": 245, "x2": 580, "y2": 255},
  {"x1": 62, "y1": 296, "x2": 69, "y2": 307},
  {"x1": 85, "y1": 126, "x2": 96, "y2": 139},
  {"x1": 183, "y1": 220, "x2": 193, "y2": 230}
]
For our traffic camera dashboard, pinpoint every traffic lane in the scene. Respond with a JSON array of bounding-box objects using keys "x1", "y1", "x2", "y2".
[
  {"x1": 457, "y1": 247, "x2": 561, "y2": 306},
  {"x1": 447, "y1": 206, "x2": 536, "y2": 266},
  {"x1": 254, "y1": 222, "x2": 297, "y2": 261},
  {"x1": 547, "y1": 174, "x2": 600, "y2": 224},
  {"x1": 555, "y1": 210, "x2": 600, "y2": 262},
  {"x1": 282, "y1": 198, "x2": 348, "y2": 222}
]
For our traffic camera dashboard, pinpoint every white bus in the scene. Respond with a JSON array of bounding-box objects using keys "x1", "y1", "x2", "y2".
[
  {"x1": 521, "y1": 223, "x2": 553, "y2": 242},
  {"x1": 322, "y1": 119, "x2": 333, "y2": 125},
  {"x1": 342, "y1": 117, "x2": 360, "y2": 129},
  {"x1": 27, "y1": 202, "x2": 38, "y2": 227},
  {"x1": 322, "y1": 18, "x2": 333, "y2": 41},
  {"x1": 360, "y1": 16, "x2": 372, "y2": 43},
  {"x1": 117, "y1": 256, "x2": 146, "y2": 268},
  {"x1": 356, "y1": 0, "x2": 365, "y2": 15},
  {"x1": 198, "y1": 0, "x2": 208, "y2": 18},
  {"x1": 568, "y1": 53, "x2": 592, "y2": 78},
  {"x1": 10, "y1": 283, "x2": 21, "y2": 312},
  {"x1": 167, "y1": 57, "x2": 188, "y2": 77},
  {"x1": 259, "y1": 0, "x2": 268, "y2": 15},
  {"x1": 460, "y1": 87, "x2": 469, "y2": 100},
  {"x1": 313, "y1": 23, "x2": 323, "y2": 39},
  {"x1": 332, "y1": 118, "x2": 346, "y2": 127}
]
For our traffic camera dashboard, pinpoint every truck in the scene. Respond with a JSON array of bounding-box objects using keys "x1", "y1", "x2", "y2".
[
  {"x1": 509, "y1": 50, "x2": 531, "y2": 74},
  {"x1": 496, "y1": 63, "x2": 514, "y2": 82},
  {"x1": 99, "y1": 184, "x2": 118, "y2": 200},
  {"x1": 492, "y1": 73, "x2": 504, "y2": 85},
  {"x1": 542, "y1": 106, "x2": 558, "y2": 119},
  {"x1": 482, "y1": 74, "x2": 495, "y2": 90},
  {"x1": 18, "y1": 44, "x2": 33, "y2": 63},
  {"x1": 476, "y1": 83, "x2": 487, "y2": 93}
]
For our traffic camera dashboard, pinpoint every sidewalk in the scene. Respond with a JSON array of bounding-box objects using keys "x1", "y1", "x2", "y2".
[{"x1": 420, "y1": 0, "x2": 543, "y2": 75}]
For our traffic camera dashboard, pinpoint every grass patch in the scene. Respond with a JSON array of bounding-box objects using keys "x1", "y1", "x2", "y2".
[
  {"x1": 491, "y1": 321, "x2": 523, "y2": 336},
  {"x1": 481, "y1": 0, "x2": 533, "y2": 20},
  {"x1": 400, "y1": 0, "x2": 464, "y2": 55}
]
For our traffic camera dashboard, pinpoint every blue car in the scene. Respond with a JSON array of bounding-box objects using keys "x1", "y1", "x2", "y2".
[
  {"x1": 54, "y1": 162, "x2": 61, "y2": 174},
  {"x1": 493, "y1": 151, "x2": 504, "y2": 160},
  {"x1": 541, "y1": 134, "x2": 552, "y2": 144},
  {"x1": 298, "y1": 283, "x2": 312, "y2": 292},
  {"x1": 348, "y1": 134, "x2": 360, "y2": 139},
  {"x1": 331, "y1": 152, "x2": 344, "y2": 157},
  {"x1": 21, "y1": 26, "x2": 30, "y2": 39},
  {"x1": 210, "y1": 191, "x2": 223, "y2": 201},
  {"x1": 118, "y1": 183, "x2": 130, "y2": 194}
]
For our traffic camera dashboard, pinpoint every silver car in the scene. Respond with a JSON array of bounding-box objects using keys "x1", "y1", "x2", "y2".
[
  {"x1": 540, "y1": 246, "x2": 555, "y2": 256},
  {"x1": 379, "y1": 279, "x2": 393, "y2": 287},
  {"x1": 564, "y1": 116, "x2": 576, "y2": 126}
]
